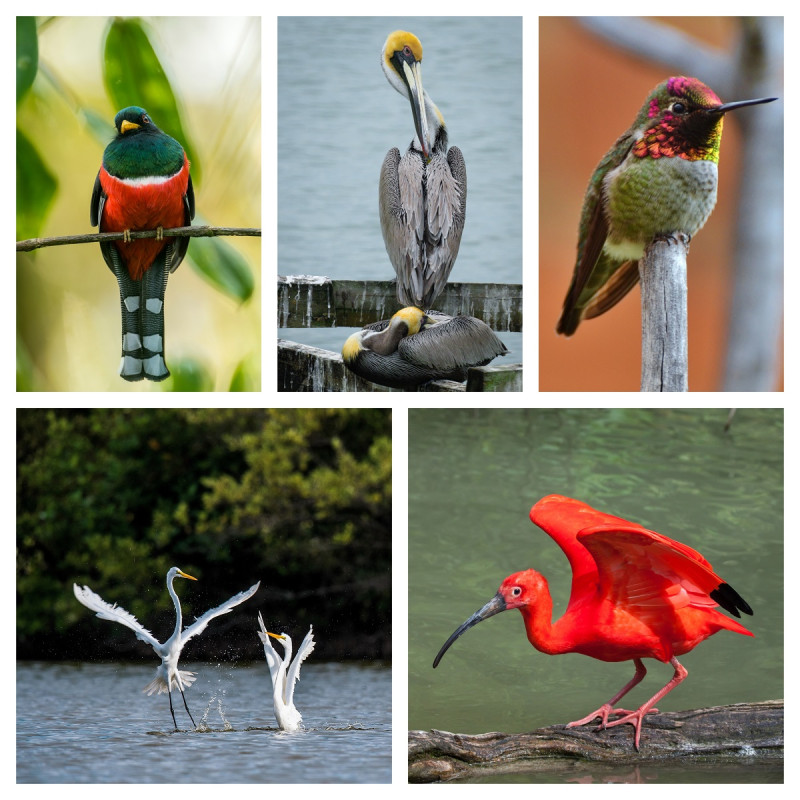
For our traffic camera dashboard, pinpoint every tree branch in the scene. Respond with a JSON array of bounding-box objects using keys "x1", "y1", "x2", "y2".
[{"x1": 16, "y1": 225, "x2": 261, "y2": 253}]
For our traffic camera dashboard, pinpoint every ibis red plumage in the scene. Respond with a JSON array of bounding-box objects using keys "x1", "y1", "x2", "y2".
[{"x1": 433, "y1": 494, "x2": 753, "y2": 749}]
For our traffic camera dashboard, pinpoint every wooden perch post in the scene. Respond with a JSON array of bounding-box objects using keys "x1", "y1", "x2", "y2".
[
  {"x1": 409, "y1": 700, "x2": 783, "y2": 782},
  {"x1": 639, "y1": 233, "x2": 689, "y2": 392}
]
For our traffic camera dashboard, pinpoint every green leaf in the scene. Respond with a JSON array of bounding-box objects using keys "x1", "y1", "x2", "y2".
[
  {"x1": 16, "y1": 128, "x2": 57, "y2": 240},
  {"x1": 189, "y1": 236, "x2": 254, "y2": 303},
  {"x1": 162, "y1": 358, "x2": 215, "y2": 392},
  {"x1": 16, "y1": 338, "x2": 36, "y2": 392},
  {"x1": 16, "y1": 17, "x2": 38, "y2": 105},
  {"x1": 228, "y1": 359, "x2": 256, "y2": 391},
  {"x1": 102, "y1": 17, "x2": 200, "y2": 183}
]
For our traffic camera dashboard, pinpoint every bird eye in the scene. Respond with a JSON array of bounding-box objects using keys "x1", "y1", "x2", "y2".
[
  {"x1": 403, "y1": 45, "x2": 413, "y2": 57},
  {"x1": 512, "y1": 586, "x2": 522, "y2": 597},
  {"x1": 142, "y1": 114, "x2": 150, "y2": 124},
  {"x1": 672, "y1": 102, "x2": 687, "y2": 114}
]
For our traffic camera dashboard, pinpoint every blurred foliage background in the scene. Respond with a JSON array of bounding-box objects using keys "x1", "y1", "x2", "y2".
[
  {"x1": 16, "y1": 16, "x2": 261, "y2": 391},
  {"x1": 17, "y1": 408, "x2": 391, "y2": 662}
]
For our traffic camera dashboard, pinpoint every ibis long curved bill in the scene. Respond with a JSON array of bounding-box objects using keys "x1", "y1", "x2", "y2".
[{"x1": 433, "y1": 592, "x2": 507, "y2": 668}]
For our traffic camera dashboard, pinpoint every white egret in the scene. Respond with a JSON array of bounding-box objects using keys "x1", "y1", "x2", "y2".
[
  {"x1": 74, "y1": 567, "x2": 260, "y2": 729},
  {"x1": 257, "y1": 611, "x2": 315, "y2": 731}
]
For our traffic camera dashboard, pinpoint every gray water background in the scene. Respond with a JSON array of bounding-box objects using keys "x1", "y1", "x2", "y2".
[
  {"x1": 277, "y1": 16, "x2": 522, "y2": 369},
  {"x1": 17, "y1": 660, "x2": 390, "y2": 783}
]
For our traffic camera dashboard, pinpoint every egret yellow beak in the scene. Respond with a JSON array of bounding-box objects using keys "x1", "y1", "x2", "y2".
[
  {"x1": 176, "y1": 569, "x2": 198, "y2": 581},
  {"x1": 267, "y1": 632, "x2": 286, "y2": 641}
]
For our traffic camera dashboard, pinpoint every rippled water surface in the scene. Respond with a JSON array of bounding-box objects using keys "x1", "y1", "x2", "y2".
[
  {"x1": 17, "y1": 661, "x2": 390, "y2": 783},
  {"x1": 408, "y1": 408, "x2": 783, "y2": 783}
]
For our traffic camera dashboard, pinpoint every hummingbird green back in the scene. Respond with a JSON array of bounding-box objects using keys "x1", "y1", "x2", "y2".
[{"x1": 557, "y1": 77, "x2": 777, "y2": 336}]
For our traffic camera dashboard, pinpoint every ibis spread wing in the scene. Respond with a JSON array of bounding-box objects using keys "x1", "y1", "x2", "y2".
[{"x1": 577, "y1": 525, "x2": 724, "y2": 613}]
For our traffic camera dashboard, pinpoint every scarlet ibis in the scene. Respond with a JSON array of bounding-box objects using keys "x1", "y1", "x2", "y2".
[{"x1": 432, "y1": 494, "x2": 754, "y2": 749}]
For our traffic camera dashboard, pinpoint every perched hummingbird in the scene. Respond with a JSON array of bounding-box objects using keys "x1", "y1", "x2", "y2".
[
  {"x1": 91, "y1": 106, "x2": 194, "y2": 380},
  {"x1": 557, "y1": 77, "x2": 777, "y2": 336}
]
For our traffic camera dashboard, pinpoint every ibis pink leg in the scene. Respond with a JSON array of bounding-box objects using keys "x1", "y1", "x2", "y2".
[
  {"x1": 603, "y1": 656, "x2": 688, "y2": 749},
  {"x1": 567, "y1": 658, "x2": 656, "y2": 729}
]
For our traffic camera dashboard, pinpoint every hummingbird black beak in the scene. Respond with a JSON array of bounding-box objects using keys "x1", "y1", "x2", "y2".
[
  {"x1": 432, "y1": 592, "x2": 507, "y2": 668},
  {"x1": 714, "y1": 96, "x2": 778, "y2": 114}
]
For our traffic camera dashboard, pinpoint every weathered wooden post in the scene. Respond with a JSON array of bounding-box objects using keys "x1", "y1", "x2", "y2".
[{"x1": 639, "y1": 234, "x2": 689, "y2": 392}]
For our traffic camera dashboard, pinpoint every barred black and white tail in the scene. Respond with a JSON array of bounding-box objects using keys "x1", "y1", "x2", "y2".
[{"x1": 109, "y1": 245, "x2": 174, "y2": 382}]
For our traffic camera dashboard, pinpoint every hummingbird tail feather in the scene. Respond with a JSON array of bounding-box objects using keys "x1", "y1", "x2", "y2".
[
  {"x1": 557, "y1": 259, "x2": 640, "y2": 335},
  {"x1": 582, "y1": 260, "x2": 640, "y2": 321},
  {"x1": 556, "y1": 307, "x2": 582, "y2": 337}
]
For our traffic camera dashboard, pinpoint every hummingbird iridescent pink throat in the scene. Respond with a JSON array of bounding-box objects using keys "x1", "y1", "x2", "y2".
[{"x1": 557, "y1": 76, "x2": 777, "y2": 337}]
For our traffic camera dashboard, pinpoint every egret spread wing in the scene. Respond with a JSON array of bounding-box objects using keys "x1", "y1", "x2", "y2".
[
  {"x1": 73, "y1": 583, "x2": 161, "y2": 650},
  {"x1": 182, "y1": 581, "x2": 260, "y2": 643},
  {"x1": 256, "y1": 611, "x2": 282, "y2": 686},
  {"x1": 285, "y1": 626, "x2": 315, "y2": 708}
]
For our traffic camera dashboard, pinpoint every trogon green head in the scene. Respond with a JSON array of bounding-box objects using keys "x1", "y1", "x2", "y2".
[{"x1": 104, "y1": 106, "x2": 186, "y2": 180}]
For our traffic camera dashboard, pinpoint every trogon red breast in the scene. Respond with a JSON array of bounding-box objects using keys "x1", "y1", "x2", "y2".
[{"x1": 91, "y1": 106, "x2": 194, "y2": 381}]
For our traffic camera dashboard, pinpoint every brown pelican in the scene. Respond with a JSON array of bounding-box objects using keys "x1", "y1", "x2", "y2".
[
  {"x1": 380, "y1": 31, "x2": 467, "y2": 309},
  {"x1": 342, "y1": 307, "x2": 506, "y2": 390}
]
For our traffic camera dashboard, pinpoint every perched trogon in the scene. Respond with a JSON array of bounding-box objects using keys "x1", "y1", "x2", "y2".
[{"x1": 91, "y1": 106, "x2": 194, "y2": 381}]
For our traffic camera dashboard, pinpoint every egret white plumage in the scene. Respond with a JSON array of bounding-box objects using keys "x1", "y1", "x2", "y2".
[
  {"x1": 257, "y1": 611, "x2": 315, "y2": 731},
  {"x1": 380, "y1": 30, "x2": 467, "y2": 309},
  {"x1": 73, "y1": 567, "x2": 260, "y2": 730}
]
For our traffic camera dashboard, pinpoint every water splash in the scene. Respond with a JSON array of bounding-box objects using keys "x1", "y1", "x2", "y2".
[{"x1": 197, "y1": 670, "x2": 233, "y2": 731}]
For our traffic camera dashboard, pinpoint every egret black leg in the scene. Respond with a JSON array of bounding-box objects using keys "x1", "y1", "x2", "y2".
[
  {"x1": 168, "y1": 690, "x2": 179, "y2": 730},
  {"x1": 179, "y1": 686, "x2": 197, "y2": 728}
]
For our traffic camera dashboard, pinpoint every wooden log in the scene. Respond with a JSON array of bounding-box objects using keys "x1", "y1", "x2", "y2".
[
  {"x1": 278, "y1": 275, "x2": 522, "y2": 332},
  {"x1": 409, "y1": 701, "x2": 783, "y2": 782},
  {"x1": 639, "y1": 234, "x2": 689, "y2": 392}
]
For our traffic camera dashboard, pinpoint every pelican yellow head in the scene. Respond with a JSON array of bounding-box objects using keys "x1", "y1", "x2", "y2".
[
  {"x1": 383, "y1": 31, "x2": 423, "y2": 67},
  {"x1": 382, "y1": 31, "x2": 430, "y2": 159}
]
